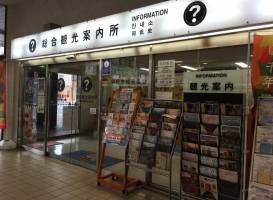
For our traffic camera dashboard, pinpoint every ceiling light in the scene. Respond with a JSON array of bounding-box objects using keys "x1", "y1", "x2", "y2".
[
  {"x1": 175, "y1": 60, "x2": 183, "y2": 64},
  {"x1": 203, "y1": 62, "x2": 208, "y2": 65},
  {"x1": 180, "y1": 65, "x2": 198, "y2": 71},
  {"x1": 139, "y1": 68, "x2": 149, "y2": 71},
  {"x1": 235, "y1": 62, "x2": 248, "y2": 68}
]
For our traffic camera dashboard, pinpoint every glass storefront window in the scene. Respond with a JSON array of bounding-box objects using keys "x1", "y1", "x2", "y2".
[
  {"x1": 154, "y1": 45, "x2": 248, "y2": 101},
  {"x1": 101, "y1": 55, "x2": 149, "y2": 114}
]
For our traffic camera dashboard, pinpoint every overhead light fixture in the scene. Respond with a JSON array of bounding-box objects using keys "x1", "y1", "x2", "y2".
[
  {"x1": 140, "y1": 68, "x2": 149, "y2": 71},
  {"x1": 175, "y1": 60, "x2": 184, "y2": 64},
  {"x1": 235, "y1": 62, "x2": 248, "y2": 68},
  {"x1": 203, "y1": 62, "x2": 208, "y2": 65},
  {"x1": 180, "y1": 65, "x2": 198, "y2": 71}
]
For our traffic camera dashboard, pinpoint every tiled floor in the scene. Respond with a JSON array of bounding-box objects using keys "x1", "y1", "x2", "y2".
[{"x1": 0, "y1": 150, "x2": 169, "y2": 200}]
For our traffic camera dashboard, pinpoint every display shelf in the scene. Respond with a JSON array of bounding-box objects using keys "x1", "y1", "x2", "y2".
[
  {"x1": 248, "y1": 97, "x2": 273, "y2": 200},
  {"x1": 126, "y1": 99, "x2": 183, "y2": 200},
  {"x1": 97, "y1": 87, "x2": 141, "y2": 194},
  {"x1": 181, "y1": 93, "x2": 245, "y2": 200}
]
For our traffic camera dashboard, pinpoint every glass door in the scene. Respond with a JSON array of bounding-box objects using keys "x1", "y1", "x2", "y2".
[
  {"x1": 21, "y1": 66, "x2": 47, "y2": 153},
  {"x1": 47, "y1": 62, "x2": 100, "y2": 171},
  {"x1": 47, "y1": 72, "x2": 80, "y2": 160}
]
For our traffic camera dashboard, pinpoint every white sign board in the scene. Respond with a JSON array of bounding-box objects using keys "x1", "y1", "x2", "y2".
[
  {"x1": 156, "y1": 60, "x2": 175, "y2": 87},
  {"x1": 11, "y1": 0, "x2": 273, "y2": 59},
  {"x1": 183, "y1": 70, "x2": 247, "y2": 93}
]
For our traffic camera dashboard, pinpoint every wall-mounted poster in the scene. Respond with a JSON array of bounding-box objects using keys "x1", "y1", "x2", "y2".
[
  {"x1": 0, "y1": 61, "x2": 6, "y2": 128},
  {"x1": 252, "y1": 35, "x2": 273, "y2": 97}
]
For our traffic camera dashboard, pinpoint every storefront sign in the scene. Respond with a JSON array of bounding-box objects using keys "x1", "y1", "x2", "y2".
[
  {"x1": 11, "y1": 0, "x2": 273, "y2": 59},
  {"x1": 102, "y1": 60, "x2": 112, "y2": 75},
  {"x1": 252, "y1": 35, "x2": 273, "y2": 97},
  {"x1": 57, "y1": 78, "x2": 65, "y2": 92},
  {"x1": 82, "y1": 77, "x2": 92, "y2": 92},
  {"x1": 183, "y1": 70, "x2": 246, "y2": 93}
]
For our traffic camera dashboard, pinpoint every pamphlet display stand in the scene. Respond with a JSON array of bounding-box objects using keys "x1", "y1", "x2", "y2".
[
  {"x1": 97, "y1": 88, "x2": 141, "y2": 193},
  {"x1": 248, "y1": 97, "x2": 273, "y2": 200},
  {"x1": 181, "y1": 93, "x2": 245, "y2": 200},
  {"x1": 126, "y1": 99, "x2": 183, "y2": 199}
]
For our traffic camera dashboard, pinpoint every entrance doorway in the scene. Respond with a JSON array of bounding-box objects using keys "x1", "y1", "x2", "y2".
[{"x1": 20, "y1": 61, "x2": 102, "y2": 170}]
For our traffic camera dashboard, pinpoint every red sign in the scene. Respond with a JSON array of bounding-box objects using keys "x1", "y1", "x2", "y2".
[
  {"x1": 0, "y1": 61, "x2": 6, "y2": 128},
  {"x1": 252, "y1": 35, "x2": 273, "y2": 97}
]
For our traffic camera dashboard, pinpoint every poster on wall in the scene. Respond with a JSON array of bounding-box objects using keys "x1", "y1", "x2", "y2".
[
  {"x1": 156, "y1": 60, "x2": 175, "y2": 88},
  {"x1": 0, "y1": 61, "x2": 6, "y2": 128},
  {"x1": 252, "y1": 35, "x2": 273, "y2": 97}
]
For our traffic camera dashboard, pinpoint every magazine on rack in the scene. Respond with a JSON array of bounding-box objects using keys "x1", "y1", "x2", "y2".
[
  {"x1": 184, "y1": 112, "x2": 200, "y2": 123},
  {"x1": 135, "y1": 113, "x2": 149, "y2": 126},
  {"x1": 155, "y1": 151, "x2": 170, "y2": 170},
  {"x1": 258, "y1": 99, "x2": 273, "y2": 126},
  {"x1": 183, "y1": 132, "x2": 199, "y2": 143},
  {"x1": 248, "y1": 182, "x2": 273, "y2": 200},
  {"x1": 146, "y1": 122, "x2": 160, "y2": 136},
  {"x1": 201, "y1": 103, "x2": 219, "y2": 115},
  {"x1": 201, "y1": 114, "x2": 219, "y2": 125},
  {"x1": 128, "y1": 103, "x2": 136, "y2": 115},
  {"x1": 157, "y1": 138, "x2": 173, "y2": 152},
  {"x1": 221, "y1": 125, "x2": 241, "y2": 138},
  {"x1": 252, "y1": 154, "x2": 273, "y2": 186},
  {"x1": 183, "y1": 152, "x2": 199, "y2": 162},
  {"x1": 201, "y1": 124, "x2": 219, "y2": 136},
  {"x1": 182, "y1": 160, "x2": 199, "y2": 174},
  {"x1": 181, "y1": 171, "x2": 200, "y2": 195},
  {"x1": 183, "y1": 142, "x2": 199, "y2": 153},
  {"x1": 221, "y1": 115, "x2": 241, "y2": 126},
  {"x1": 220, "y1": 137, "x2": 241, "y2": 149},
  {"x1": 138, "y1": 100, "x2": 153, "y2": 113},
  {"x1": 200, "y1": 156, "x2": 218, "y2": 168},
  {"x1": 200, "y1": 145, "x2": 218, "y2": 157},
  {"x1": 132, "y1": 125, "x2": 146, "y2": 134},
  {"x1": 219, "y1": 147, "x2": 240, "y2": 161},
  {"x1": 200, "y1": 165, "x2": 217, "y2": 178},
  {"x1": 219, "y1": 168, "x2": 239, "y2": 183},
  {"x1": 184, "y1": 102, "x2": 200, "y2": 113},
  {"x1": 200, "y1": 134, "x2": 218, "y2": 147},
  {"x1": 139, "y1": 141, "x2": 156, "y2": 166},
  {"x1": 255, "y1": 126, "x2": 273, "y2": 154},
  {"x1": 221, "y1": 104, "x2": 242, "y2": 116},
  {"x1": 162, "y1": 122, "x2": 177, "y2": 132},
  {"x1": 166, "y1": 108, "x2": 181, "y2": 117},
  {"x1": 149, "y1": 107, "x2": 166, "y2": 123},
  {"x1": 184, "y1": 122, "x2": 200, "y2": 134},
  {"x1": 161, "y1": 129, "x2": 175, "y2": 139},
  {"x1": 200, "y1": 175, "x2": 218, "y2": 200},
  {"x1": 128, "y1": 139, "x2": 142, "y2": 162},
  {"x1": 219, "y1": 159, "x2": 240, "y2": 171}
]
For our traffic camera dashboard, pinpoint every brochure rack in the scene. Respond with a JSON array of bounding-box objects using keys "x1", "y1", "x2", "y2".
[
  {"x1": 125, "y1": 99, "x2": 183, "y2": 199},
  {"x1": 97, "y1": 88, "x2": 141, "y2": 193},
  {"x1": 248, "y1": 97, "x2": 273, "y2": 199},
  {"x1": 181, "y1": 93, "x2": 245, "y2": 200}
]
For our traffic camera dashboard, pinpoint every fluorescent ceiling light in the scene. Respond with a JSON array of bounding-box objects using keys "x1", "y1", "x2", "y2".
[
  {"x1": 235, "y1": 62, "x2": 248, "y2": 68},
  {"x1": 175, "y1": 60, "x2": 183, "y2": 64},
  {"x1": 140, "y1": 68, "x2": 149, "y2": 71},
  {"x1": 180, "y1": 65, "x2": 198, "y2": 71}
]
